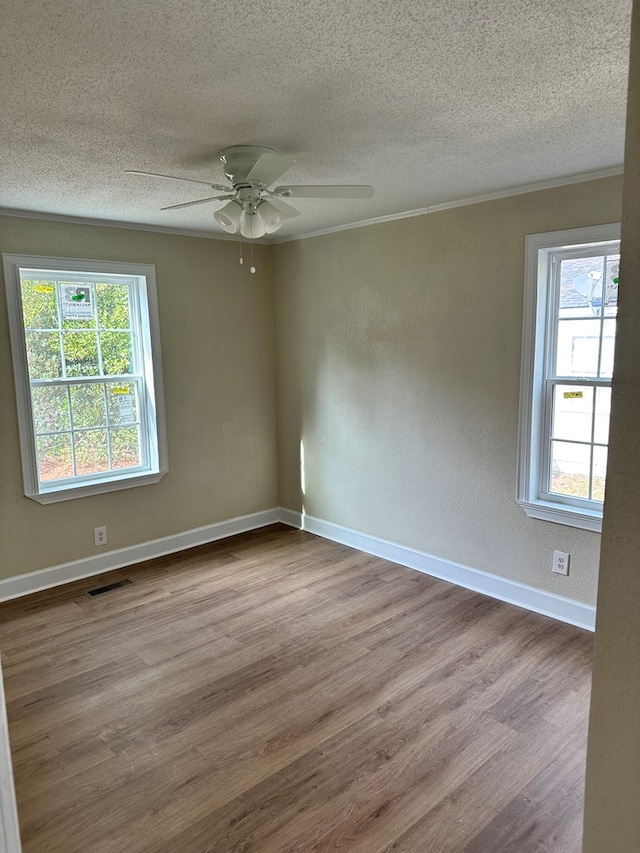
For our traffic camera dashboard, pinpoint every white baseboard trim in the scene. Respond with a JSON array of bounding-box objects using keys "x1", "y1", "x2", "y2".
[
  {"x1": 0, "y1": 506, "x2": 597, "y2": 631},
  {"x1": 0, "y1": 508, "x2": 281, "y2": 603},
  {"x1": 278, "y1": 509, "x2": 596, "y2": 632}
]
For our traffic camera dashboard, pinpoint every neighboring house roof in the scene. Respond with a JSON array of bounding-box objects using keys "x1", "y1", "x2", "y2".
[{"x1": 560, "y1": 256, "x2": 619, "y2": 311}]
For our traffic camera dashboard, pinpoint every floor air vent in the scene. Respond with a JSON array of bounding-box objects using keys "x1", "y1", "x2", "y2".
[{"x1": 87, "y1": 579, "x2": 134, "y2": 596}]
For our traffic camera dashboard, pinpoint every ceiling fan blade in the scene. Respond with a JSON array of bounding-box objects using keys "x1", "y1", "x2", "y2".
[
  {"x1": 126, "y1": 170, "x2": 230, "y2": 192},
  {"x1": 274, "y1": 184, "x2": 374, "y2": 199},
  {"x1": 246, "y1": 153, "x2": 295, "y2": 187},
  {"x1": 265, "y1": 197, "x2": 301, "y2": 218},
  {"x1": 160, "y1": 195, "x2": 230, "y2": 211}
]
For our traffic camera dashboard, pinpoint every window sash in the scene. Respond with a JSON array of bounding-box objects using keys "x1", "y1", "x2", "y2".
[
  {"x1": 546, "y1": 251, "x2": 619, "y2": 380},
  {"x1": 30, "y1": 374, "x2": 149, "y2": 488},
  {"x1": 22, "y1": 276, "x2": 136, "y2": 381},
  {"x1": 539, "y1": 378, "x2": 610, "y2": 507}
]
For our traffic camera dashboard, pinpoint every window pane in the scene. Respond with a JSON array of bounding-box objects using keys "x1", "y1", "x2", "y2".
[
  {"x1": 60, "y1": 282, "x2": 96, "y2": 328},
  {"x1": 107, "y1": 383, "x2": 138, "y2": 426},
  {"x1": 552, "y1": 386, "x2": 593, "y2": 442},
  {"x1": 31, "y1": 386, "x2": 70, "y2": 433},
  {"x1": 559, "y1": 256, "x2": 605, "y2": 317},
  {"x1": 63, "y1": 331, "x2": 100, "y2": 376},
  {"x1": 37, "y1": 433, "x2": 73, "y2": 481},
  {"x1": 592, "y1": 446, "x2": 608, "y2": 502},
  {"x1": 604, "y1": 256, "x2": 620, "y2": 317},
  {"x1": 25, "y1": 331, "x2": 62, "y2": 379},
  {"x1": 101, "y1": 331, "x2": 133, "y2": 375},
  {"x1": 594, "y1": 387, "x2": 611, "y2": 445},
  {"x1": 70, "y1": 384, "x2": 107, "y2": 429},
  {"x1": 555, "y1": 319, "x2": 601, "y2": 377},
  {"x1": 111, "y1": 427, "x2": 141, "y2": 469},
  {"x1": 599, "y1": 319, "x2": 616, "y2": 378},
  {"x1": 20, "y1": 279, "x2": 59, "y2": 328},
  {"x1": 550, "y1": 441, "x2": 591, "y2": 499},
  {"x1": 74, "y1": 430, "x2": 109, "y2": 475},
  {"x1": 97, "y1": 283, "x2": 131, "y2": 329}
]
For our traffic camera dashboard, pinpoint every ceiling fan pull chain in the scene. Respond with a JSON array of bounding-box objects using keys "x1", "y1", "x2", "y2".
[
  {"x1": 239, "y1": 237, "x2": 244, "y2": 266},
  {"x1": 250, "y1": 227, "x2": 256, "y2": 274}
]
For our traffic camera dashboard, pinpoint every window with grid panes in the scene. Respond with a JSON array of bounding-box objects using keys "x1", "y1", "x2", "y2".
[
  {"x1": 3, "y1": 255, "x2": 167, "y2": 503},
  {"x1": 517, "y1": 224, "x2": 620, "y2": 532}
]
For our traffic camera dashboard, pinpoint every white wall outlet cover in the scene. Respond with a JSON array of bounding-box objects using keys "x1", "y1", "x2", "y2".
[{"x1": 553, "y1": 550, "x2": 570, "y2": 575}]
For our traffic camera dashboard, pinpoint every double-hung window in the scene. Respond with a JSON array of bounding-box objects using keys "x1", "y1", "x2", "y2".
[
  {"x1": 517, "y1": 224, "x2": 620, "y2": 532},
  {"x1": 3, "y1": 255, "x2": 168, "y2": 503}
]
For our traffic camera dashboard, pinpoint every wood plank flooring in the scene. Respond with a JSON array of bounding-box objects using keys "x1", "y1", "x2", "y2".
[{"x1": 0, "y1": 524, "x2": 593, "y2": 852}]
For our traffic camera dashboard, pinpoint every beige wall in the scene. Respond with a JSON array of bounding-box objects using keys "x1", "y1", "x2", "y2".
[
  {"x1": 273, "y1": 176, "x2": 623, "y2": 606},
  {"x1": 0, "y1": 216, "x2": 278, "y2": 580},
  {"x1": 583, "y1": 2, "x2": 640, "y2": 849},
  {"x1": 0, "y1": 177, "x2": 626, "y2": 607}
]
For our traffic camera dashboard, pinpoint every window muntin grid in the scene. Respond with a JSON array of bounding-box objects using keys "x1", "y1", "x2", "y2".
[{"x1": 19, "y1": 271, "x2": 148, "y2": 488}]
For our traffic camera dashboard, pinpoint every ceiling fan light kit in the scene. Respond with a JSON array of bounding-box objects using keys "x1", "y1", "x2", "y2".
[
  {"x1": 214, "y1": 200, "x2": 242, "y2": 233},
  {"x1": 258, "y1": 200, "x2": 286, "y2": 234},
  {"x1": 126, "y1": 145, "x2": 374, "y2": 244},
  {"x1": 239, "y1": 209, "x2": 265, "y2": 240}
]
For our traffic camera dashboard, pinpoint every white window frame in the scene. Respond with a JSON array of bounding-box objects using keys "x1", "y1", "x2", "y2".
[
  {"x1": 3, "y1": 254, "x2": 168, "y2": 504},
  {"x1": 517, "y1": 223, "x2": 621, "y2": 533}
]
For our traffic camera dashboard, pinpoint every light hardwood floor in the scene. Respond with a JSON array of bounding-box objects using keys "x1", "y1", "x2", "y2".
[{"x1": 0, "y1": 524, "x2": 592, "y2": 852}]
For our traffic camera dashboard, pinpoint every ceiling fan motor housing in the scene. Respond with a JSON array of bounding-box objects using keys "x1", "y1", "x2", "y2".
[{"x1": 231, "y1": 185, "x2": 262, "y2": 215}]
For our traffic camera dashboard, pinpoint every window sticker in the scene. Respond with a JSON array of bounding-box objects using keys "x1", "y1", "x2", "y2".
[
  {"x1": 61, "y1": 285, "x2": 93, "y2": 319},
  {"x1": 117, "y1": 395, "x2": 135, "y2": 425},
  {"x1": 35, "y1": 284, "x2": 55, "y2": 294},
  {"x1": 563, "y1": 391, "x2": 584, "y2": 399}
]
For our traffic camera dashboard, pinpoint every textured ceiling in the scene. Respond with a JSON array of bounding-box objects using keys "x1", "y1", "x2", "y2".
[{"x1": 0, "y1": 0, "x2": 632, "y2": 240}]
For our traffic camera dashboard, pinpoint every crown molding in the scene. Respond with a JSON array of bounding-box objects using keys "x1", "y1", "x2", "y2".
[
  {"x1": 270, "y1": 165, "x2": 624, "y2": 244},
  {"x1": 0, "y1": 165, "x2": 623, "y2": 246},
  {"x1": 0, "y1": 207, "x2": 235, "y2": 242}
]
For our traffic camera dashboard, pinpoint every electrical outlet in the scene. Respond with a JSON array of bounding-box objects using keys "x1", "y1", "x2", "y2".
[
  {"x1": 552, "y1": 550, "x2": 570, "y2": 576},
  {"x1": 94, "y1": 526, "x2": 107, "y2": 547}
]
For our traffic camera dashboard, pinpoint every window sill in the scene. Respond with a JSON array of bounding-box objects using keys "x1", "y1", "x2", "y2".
[
  {"x1": 517, "y1": 499, "x2": 602, "y2": 532},
  {"x1": 27, "y1": 470, "x2": 167, "y2": 504}
]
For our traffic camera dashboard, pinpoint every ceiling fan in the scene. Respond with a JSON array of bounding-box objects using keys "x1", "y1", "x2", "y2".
[{"x1": 126, "y1": 145, "x2": 374, "y2": 239}]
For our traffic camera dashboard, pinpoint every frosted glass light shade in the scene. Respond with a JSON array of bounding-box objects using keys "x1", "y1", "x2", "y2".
[
  {"x1": 256, "y1": 200, "x2": 284, "y2": 234},
  {"x1": 214, "y1": 201, "x2": 242, "y2": 233},
  {"x1": 239, "y1": 210, "x2": 266, "y2": 239}
]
